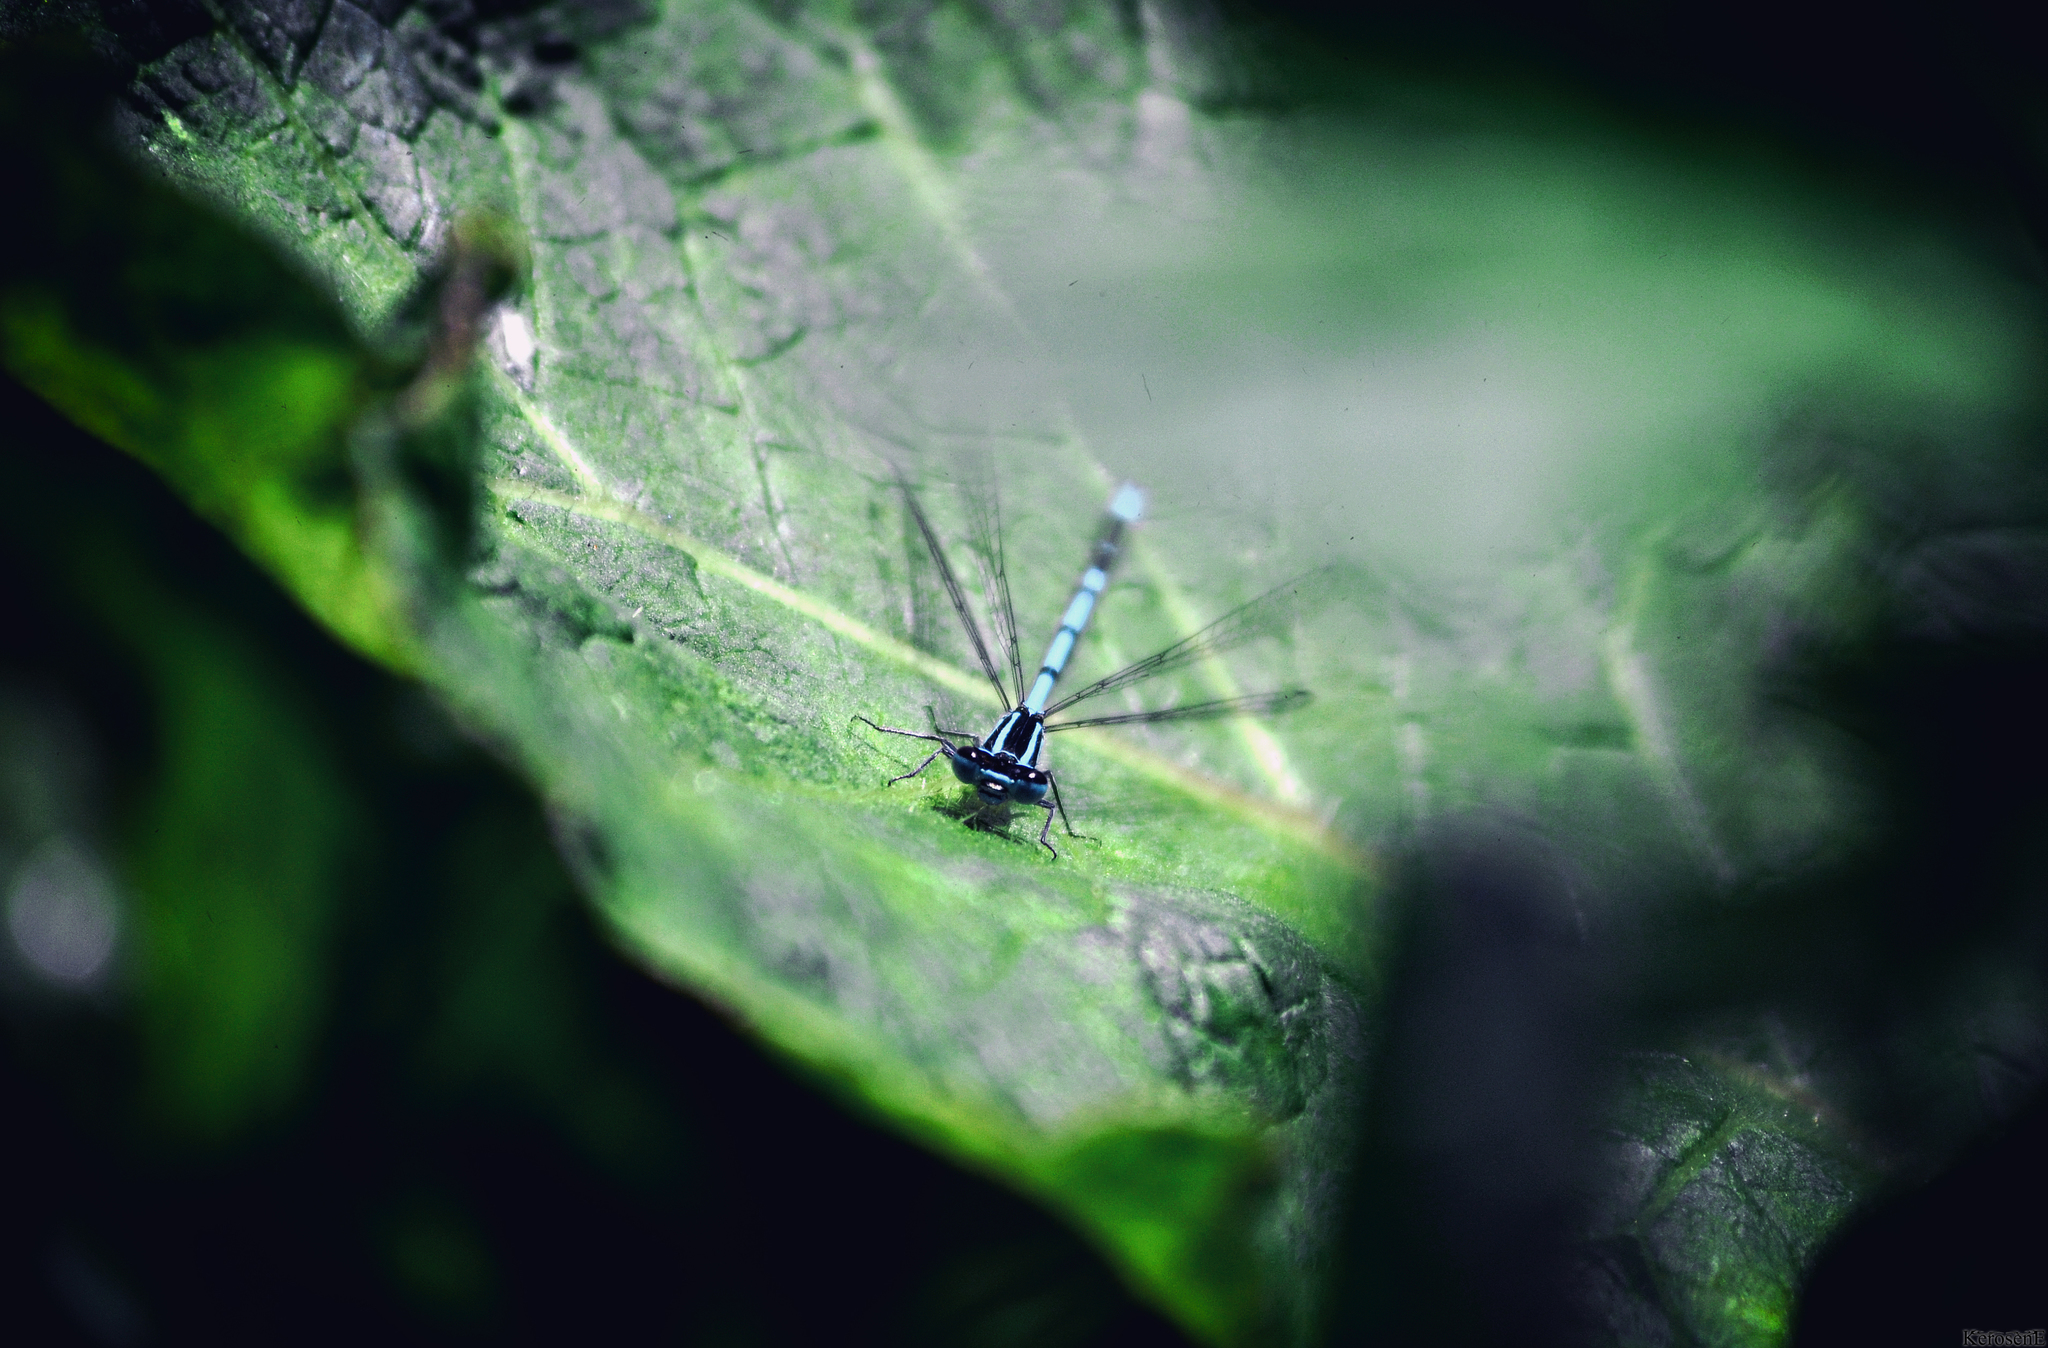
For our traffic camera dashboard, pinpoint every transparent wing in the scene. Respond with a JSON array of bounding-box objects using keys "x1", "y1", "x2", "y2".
[
  {"x1": 1046, "y1": 688, "x2": 1312, "y2": 731},
  {"x1": 1040, "y1": 569, "x2": 1328, "y2": 717},
  {"x1": 896, "y1": 473, "x2": 1010, "y2": 707},
  {"x1": 965, "y1": 484, "x2": 1026, "y2": 704}
]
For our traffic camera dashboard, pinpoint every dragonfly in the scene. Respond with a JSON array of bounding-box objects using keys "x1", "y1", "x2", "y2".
[{"x1": 857, "y1": 475, "x2": 1313, "y2": 857}]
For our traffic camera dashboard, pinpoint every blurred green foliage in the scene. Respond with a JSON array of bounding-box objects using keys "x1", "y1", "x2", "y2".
[
  {"x1": 0, "y1": 364, "x2": 1189, "y2": 1342},
  {"x1": 3, "y1": 3, "x2": 2047, "y2": 1346},
  {"x1": 0, "y1": 36, "x2": 1188, "y2": 1348}
]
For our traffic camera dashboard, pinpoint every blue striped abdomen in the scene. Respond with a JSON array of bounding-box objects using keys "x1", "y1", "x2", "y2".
[{"x1": 1022, "y1": 483, "x2": 1143, "y2": 713}]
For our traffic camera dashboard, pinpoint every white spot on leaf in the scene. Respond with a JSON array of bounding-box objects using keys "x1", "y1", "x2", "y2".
[{"x1": 495, "y1": 306, "x2": 537, "y2": 390}]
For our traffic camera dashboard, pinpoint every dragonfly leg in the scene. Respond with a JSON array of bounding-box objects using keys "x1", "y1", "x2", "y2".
[
  {"x1": 887, "y1": 750, "x2": 942, "y2": 786},
  {"x1": 1035, "y1": 798, "x2": 1059, "y2": 858},
  {"x1": 853, "y1": 715, "x2": 952, "y2": 785},
  {"x1": 853, "y1": 713, "x2": 947, "y2": 745},
  {"x1": 1047, "y1": 774, "x2": 1088, "y2": 841}
]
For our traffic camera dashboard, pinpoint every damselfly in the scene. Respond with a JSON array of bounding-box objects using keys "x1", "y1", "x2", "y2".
[{"x1": 857, "y1": 477, "x2": 1312, "y2": 856}]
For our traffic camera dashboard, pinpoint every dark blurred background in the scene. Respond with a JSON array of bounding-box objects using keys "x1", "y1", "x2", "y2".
[
  {"x1": 1281, "y1": 5, "x2": 2048, "y2": 1345},
  {"x1": 5, "y1": 1, "x2": 2048, "y2": 1344}
]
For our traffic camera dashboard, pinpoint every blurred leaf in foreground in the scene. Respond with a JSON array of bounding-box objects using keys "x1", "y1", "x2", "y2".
[
  {"x1": 7, "y1": 1, "x2": 2048, "y2": 1344},
  {"x1": 0, "y1": 225, "x2": 1188, "y2": 1348}
]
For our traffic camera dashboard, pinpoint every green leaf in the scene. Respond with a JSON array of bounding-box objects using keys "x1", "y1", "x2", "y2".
[
  {"x1": 0, "y1": 56, "x2": 412, "y2": 667},
  {"x1": 10, "y1": 3, "x2": 2047, "y2": 1343},
  {"x1": 1578, "y1": 1053, "x2": 1874, "y2": 1347},
  {"x1": 5, "y1": 18, "x2": 1370, "y2": 1344}
]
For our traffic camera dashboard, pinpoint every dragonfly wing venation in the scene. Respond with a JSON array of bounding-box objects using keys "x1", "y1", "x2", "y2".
[
  {"x1": 1039, "y1": 568, "x2": 1329, "y2": 717},
  {"x1": 966, "y1": 486, "x2": 1027, "y2": 703},
  {"x1": 1046, "y1": 688, "x2": 1312, "y2": 731},
  {"x1": 896, "y1": 471, "x2": 1012, "y2": 707}
]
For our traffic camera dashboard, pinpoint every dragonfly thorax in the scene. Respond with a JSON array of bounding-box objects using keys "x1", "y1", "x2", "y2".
[
  {"x1": 981, "y1": 707, "x2": 1046, "y2": 762},
  {"x1": 944, "y1": 707, "x2": 1050, "y2": 804}
]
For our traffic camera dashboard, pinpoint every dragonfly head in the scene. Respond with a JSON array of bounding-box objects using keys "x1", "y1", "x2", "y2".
[{"x1": 946, "y1": 745, "x2": 1051, "y2": 805}]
